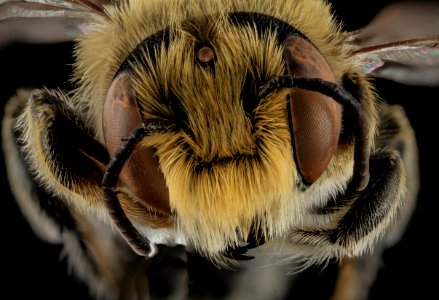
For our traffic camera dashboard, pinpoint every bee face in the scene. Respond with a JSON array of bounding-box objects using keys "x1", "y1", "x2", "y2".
[
  {"x1": 3, "y1": 0, "x2": 430, "y2": 298},
  {"x1": 87, "y1": 0, "x2": 374, "y2": 258}
]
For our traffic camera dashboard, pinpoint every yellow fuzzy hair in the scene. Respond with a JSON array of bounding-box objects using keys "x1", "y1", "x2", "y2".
[{"x1": 70, "y1": 0, "x2": 378, "y2": 260}]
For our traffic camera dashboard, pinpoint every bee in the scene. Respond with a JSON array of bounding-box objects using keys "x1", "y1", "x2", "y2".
[{"x1": 1, "y1": 0, "x2": 438, "y2": 299}]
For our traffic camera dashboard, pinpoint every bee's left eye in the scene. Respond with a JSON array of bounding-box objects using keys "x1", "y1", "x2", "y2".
[
  {"x1": 283, "y1": 35, "x2": 342, "y2": 184},
  {"x1": 102, "y1": 72, "x2": 170, "y2": 213}
]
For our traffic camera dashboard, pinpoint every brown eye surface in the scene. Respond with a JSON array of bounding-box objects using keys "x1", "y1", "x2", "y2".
[
  {"x1": 102, "y1": 72, "x2": 170, "y2": 213},
  {"x1": 283, "y1": 35, "x2": 342, "y2": 184}
]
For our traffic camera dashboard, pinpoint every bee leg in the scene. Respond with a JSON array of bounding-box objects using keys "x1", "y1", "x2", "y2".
[
  {"x1": 331, "y1": 104, "x2": 418, "y2": 300},
  {"x1": 330, "y1": 254, "x2": 382, "y2": 300},
  {"x1": 291, "y1": 149, "x2": 405, "y2": 255},
  {"x1": 290, "y1": 153, "x2": 400, "y2": 300},
  {"x1": 2, "y1": 90, "x2": 68, "y2": 244},
  {"x1": 2, "y1": 89, "x2": 160, "y2": 299},
  {"x1": 373, "y1": 104, "x2": 418, "y2": 246},
  {"x1": 2, "y1": 90, "x2": 104, "y2": 295},
  {"x1": 288, "y1": 102, "x2": 418, "y2": 300}
]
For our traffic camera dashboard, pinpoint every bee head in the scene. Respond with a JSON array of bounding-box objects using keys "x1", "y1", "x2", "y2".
[{"x1": 77, "y1": 0, "x2": 377, "y2": 262}]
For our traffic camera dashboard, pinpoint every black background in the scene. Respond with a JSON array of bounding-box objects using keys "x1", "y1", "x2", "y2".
[{"x1": 0, "y1": 1, "x2": 437, "y2": 299}]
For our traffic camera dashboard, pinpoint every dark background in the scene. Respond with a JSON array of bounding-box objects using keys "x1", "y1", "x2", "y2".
[{"x1": 0, "y1": 1, "x2": 437, "y2": 299}]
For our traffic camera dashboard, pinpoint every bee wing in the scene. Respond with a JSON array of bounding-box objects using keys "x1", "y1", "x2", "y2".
[
  {"x1": 0, "y1": 0, "x2": 111, "y2": 46},
  {"x1": 351, "y1": 37, "x2": 439, "y2": 86},
  {"x1": 346, "y1": 2, "x2": 439, "y2": 86}
]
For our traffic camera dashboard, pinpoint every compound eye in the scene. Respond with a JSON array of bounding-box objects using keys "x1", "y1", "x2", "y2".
[
  {"x1": 102, "y1": 72, "x2": 170, "y2": 213},
  {"x1": 283, "y1": 35, "x2": 342, "y2": 184}
]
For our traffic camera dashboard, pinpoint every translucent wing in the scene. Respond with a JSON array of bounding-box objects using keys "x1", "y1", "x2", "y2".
[
  {"x1": 346, "y1": 2, "x2": 439, "y2": 86},
  {"x1": 0, "y1": 0, "x2": 111, "y2": 46}
]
